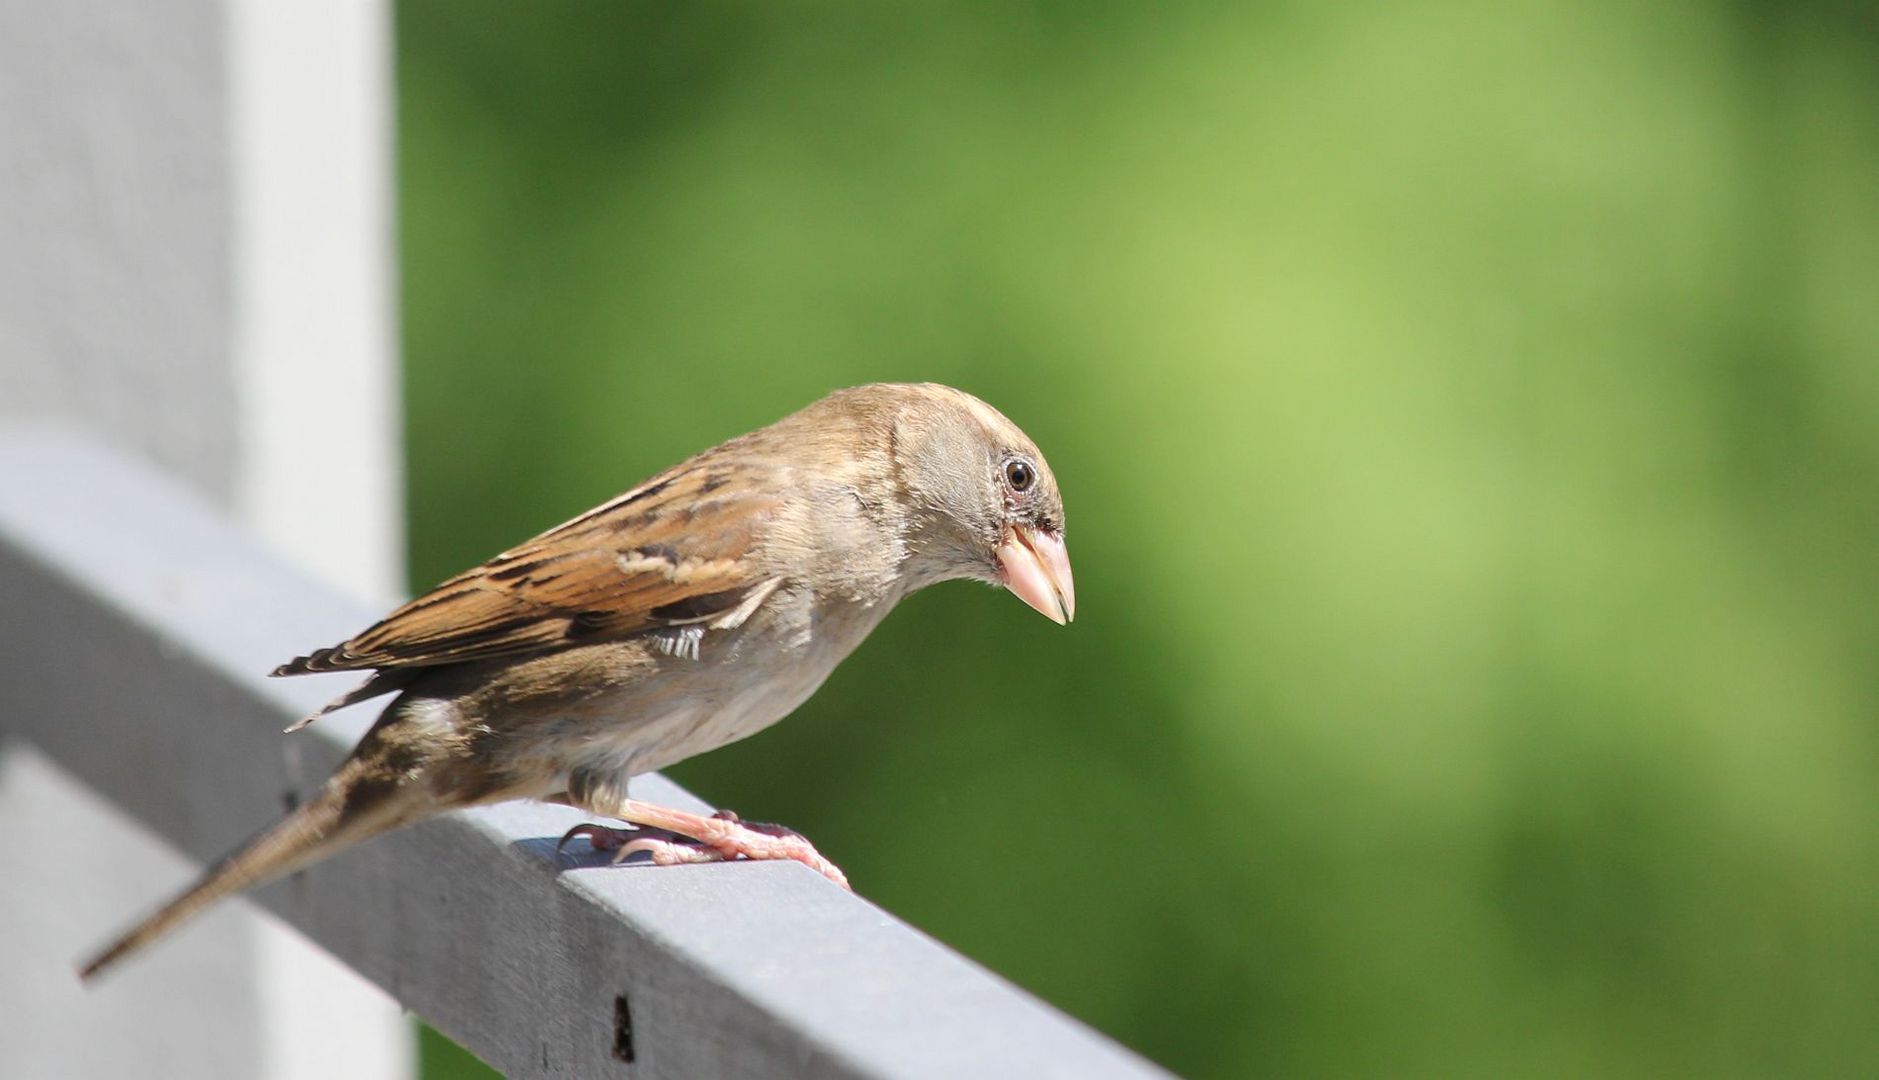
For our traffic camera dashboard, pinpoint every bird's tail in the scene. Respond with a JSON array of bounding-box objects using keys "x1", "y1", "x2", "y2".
[{"x1": 78, "y1": 737, "x2": 432, "y2": 982}]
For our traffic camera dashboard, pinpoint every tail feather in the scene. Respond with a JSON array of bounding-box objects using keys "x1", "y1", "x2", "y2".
[
  {"x1": 283, "y1": 670, "x2": 414, "y2": 733},
  {"x1": 79, "y1": 759, "x2": 426, "y2": 981}
]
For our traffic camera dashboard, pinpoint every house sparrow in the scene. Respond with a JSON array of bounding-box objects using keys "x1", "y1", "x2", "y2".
[{"x1": 80, "y1": 382, "x2": 1073, "y2": 980}]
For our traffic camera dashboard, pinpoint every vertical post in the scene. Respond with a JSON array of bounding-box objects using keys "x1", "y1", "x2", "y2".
[{"x1": 0, "y1": 2, "x2": 410, "y2": 1077}]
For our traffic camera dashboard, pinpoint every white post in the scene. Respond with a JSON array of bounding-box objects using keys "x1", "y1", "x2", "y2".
[{"x1": 0, "y1": 2, "x2": 410, "y2": 1077}]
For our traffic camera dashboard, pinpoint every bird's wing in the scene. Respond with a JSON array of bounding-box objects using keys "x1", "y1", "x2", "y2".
[{"x1": 274, "y1": 461, "x2": 786, "y2": 675}]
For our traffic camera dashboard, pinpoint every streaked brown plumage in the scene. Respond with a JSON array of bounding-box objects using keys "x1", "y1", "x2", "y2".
[{"x1": 80, "y1": 383, "x2": 1073, "y2": 980}]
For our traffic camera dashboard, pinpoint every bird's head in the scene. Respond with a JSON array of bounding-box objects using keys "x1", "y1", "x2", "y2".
[{"x1": 877, "y1": 384, "x2": 1075, "y2": 625}]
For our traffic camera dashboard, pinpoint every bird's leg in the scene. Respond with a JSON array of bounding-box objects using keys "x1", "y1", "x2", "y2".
[{"x1": 550, "y1": 795, "x2": 850, "y2": 890}]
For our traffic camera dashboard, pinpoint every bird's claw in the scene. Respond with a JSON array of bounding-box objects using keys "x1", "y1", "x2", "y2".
[
  {"x1": 557, "y1": 811, "x2": 850, "y2": 889},
  {"x1": 557, "y1": 822, "x2": 627, "y2": 856}
]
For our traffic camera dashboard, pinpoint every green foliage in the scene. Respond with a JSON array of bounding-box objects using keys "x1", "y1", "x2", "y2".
[{"x1": 399, "y1": 3, "x2": 1879, "y2": 1076}]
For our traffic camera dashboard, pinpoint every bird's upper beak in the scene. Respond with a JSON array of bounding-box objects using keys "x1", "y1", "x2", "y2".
[{"x1": 996, "y1": 525, "x2": 1076, "y2": 625}]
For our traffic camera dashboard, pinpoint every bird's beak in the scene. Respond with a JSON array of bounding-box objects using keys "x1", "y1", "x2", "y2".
[{"x1": 996, "y1": 525, "x2": 1076, "y2": 625}]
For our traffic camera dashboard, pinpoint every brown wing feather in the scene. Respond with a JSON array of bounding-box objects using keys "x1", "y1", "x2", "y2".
[{"x1": 274, "y1": 461, "x2": 785, "y2": 675}]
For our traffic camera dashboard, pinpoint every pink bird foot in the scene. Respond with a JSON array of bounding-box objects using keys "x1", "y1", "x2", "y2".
[{"x1": 557, "y1": 809, "x2": 850, "y2": 889}]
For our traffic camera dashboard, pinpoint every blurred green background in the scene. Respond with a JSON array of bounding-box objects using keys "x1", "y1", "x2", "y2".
[{"x1": 397, "y1": 2, "x2": 1877, "y2": 1077}]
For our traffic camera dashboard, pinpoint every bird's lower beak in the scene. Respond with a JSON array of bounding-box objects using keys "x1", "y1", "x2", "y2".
[{"x1": 996, "y1": 525, "x2": 1076, "y2": 625}]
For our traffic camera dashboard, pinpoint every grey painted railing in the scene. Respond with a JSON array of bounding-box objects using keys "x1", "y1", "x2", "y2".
[{"x1": 0, "y1": 427, "x2": 1168, "y2": 1079}]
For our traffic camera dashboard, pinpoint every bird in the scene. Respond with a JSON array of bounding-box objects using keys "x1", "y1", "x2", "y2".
[{"x1": 79, "y1": 382, "x2": 1074, "y2": 980}]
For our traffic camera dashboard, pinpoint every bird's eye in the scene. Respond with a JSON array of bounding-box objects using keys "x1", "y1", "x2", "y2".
[{"x1": 1004, "y1": 459, "x2": 1035, "y2": 493}]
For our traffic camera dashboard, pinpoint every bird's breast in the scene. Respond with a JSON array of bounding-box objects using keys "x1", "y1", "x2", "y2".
[{"x1": 546, "y1": 582, "x2": 900, "y2": 783}]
